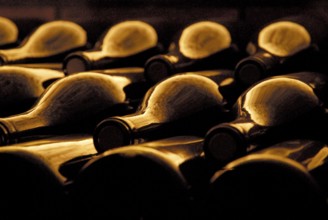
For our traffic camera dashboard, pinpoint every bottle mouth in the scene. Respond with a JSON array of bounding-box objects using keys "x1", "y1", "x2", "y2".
[
  {"x1": 0, "y1": 53, "x2": 7, "y2": 66},
  {"x1": 235, "y1": 58, "x2": 265, "y2": 87},
  {"x1": 144, "y1": 57, "x2": 173, "y2": 84},
  {"x1": 204, "y1": 126, "x2": 246, "y2": 167},
  {"x1": 63, "y1": 55, "x2": 89, "y2": 75},
  {"x1": 93, "y1": 118, "x2": 132, "y2": 153}
]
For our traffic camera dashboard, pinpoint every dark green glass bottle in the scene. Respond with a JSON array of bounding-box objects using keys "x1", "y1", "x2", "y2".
[
  {"x1": 204, "y1": 72, "x2": 328, "y2": 167},
  {"x1": 0, "y1": 66, "x2": 64, "y2": 116},
  {"x1": 0, "y1": 20, "x2": 88, "y2": 70},
  {"x1": 93, "y1": 70, "x2": 233, "y2": 153}
]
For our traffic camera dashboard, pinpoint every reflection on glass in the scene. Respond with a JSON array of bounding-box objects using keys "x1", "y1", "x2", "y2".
[
  {"x1": 0, "y1": 66, "x2": 64, "y2": 116},
  {"x1": 63, "y1": 20, "x2": 163, "y2": 75},
  {"x1": 258, "y1": 21, "x2": 311, "y2": 57},
  {"x1": 234, "y1": 14, "x2": 328, "y2": 89},
  {"x1": 204, "y1": 72, "x2": 328, "y2": 167},
  {"x1": 0, "y1": 16, "x2": 18, "y2": 47},
  {"x1": 144, "y1": 19, "x2": 241, "y2": 84},
  {"x1": 0, "y1": 20, "x2": 87, "y2": 66}
]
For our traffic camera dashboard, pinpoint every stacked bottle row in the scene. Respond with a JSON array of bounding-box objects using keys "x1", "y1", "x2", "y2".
[{"x1": 0, "y1": 11, "x2": 327, "y2": 219}]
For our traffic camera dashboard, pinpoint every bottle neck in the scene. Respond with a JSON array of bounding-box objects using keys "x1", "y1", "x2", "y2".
[{"x1": 235, "y1": 50, "x2": 279, "y2": 87}]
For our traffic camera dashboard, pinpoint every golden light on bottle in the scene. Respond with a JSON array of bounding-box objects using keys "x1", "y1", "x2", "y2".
[
  {"x1": 0, "y1": 16, "x2": 18, "y2": 46},
  {"x1": 243, "y1": 77, "x2": 319, "y2": 126},
  {"x1": 258, "y1": 21, "x2": 311, "y2": 57},
  {"x1": 0, "y1": 20, "x2": 87, "y2": 64},
  {"x1": 179, "y1": 21, "x2": 231, "y2": 59},
  {"x1": 64, "y1": 20, "x2": 160, "y2": 75}
]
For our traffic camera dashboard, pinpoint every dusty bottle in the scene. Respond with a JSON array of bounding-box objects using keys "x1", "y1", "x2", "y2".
[
  {"x1": 234, "y1": 13, "x2": 328, "y2": 89},
  {"x1": 90, "y1": 67, "x2": 150, "y2": 108},
  {"x1": 0, "y1": 70, "x2": 146, "y2": 146},
  {"x1": 204, "y1": 72, "x2": 328, "y2": 167},
  {"x1": 0, "y1": 134, "x2": 97, "y2": 220},
  {"x1": 144, "y1": 19, "x2": 243, "y2": 84},
  {"x1": 0, "y1": 20, "x2": 88, "y2": 70},
  {"x1": 0, "y1": 66, "x2": 64, "y2": 116},
  {"x1": 63, "y1": 19, "x2": 172, "y2": 75},
  {"x1": 93, "y1": 71, "x2": 233, "y2": 153},
  {"x1": 205, "y1": 139, "x2": 328, "y2": 219},
  {"x1": 0, "y1": 16, "x2": 19, "y2": 49},
  {"x1": 71, "y1": 135, "x2": 208, "y2": 220}
]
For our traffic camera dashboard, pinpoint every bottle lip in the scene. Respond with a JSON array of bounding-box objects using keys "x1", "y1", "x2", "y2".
[
  {"x1": 204, "y1": 124, "x2": 246, "y2": 167},
  {"x1": 0, "y1": 53, "x2": 7, "y2": 66},
  {"x1": 234, "y1": 57, "x2": 266, "y2": 87},
  {"x1": 63, "y1": 53, "x2": 90, "y2": 75},
  {"x1": 93, "y1": 118, "x2": 132, "y2": 153},
  {"x1": 144, "y1": 55, "x2": 174, "y2": 85}
]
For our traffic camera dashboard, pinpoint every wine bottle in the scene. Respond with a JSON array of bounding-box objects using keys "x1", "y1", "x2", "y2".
[
  {"x1": 93, "y1": 71, "x2": 233, "y2": 153},
  {"x1": 0, "y1": 134, "x2": 97, "y2": 220},
  {"x1": 0, "y1": 66, "x2": 64, "y2": 116},
  {"x1": 0, "y1": 70, "x2": 145, "y2": 146},
  {"x1": 71, "y1": 135, "x2": 208, "y2": 220},
  {"x1": 0, "y1": 20, "x2": 88, "y2": 70},
  {"x1": 234, "y1": 13, "x2": 328, "y2": 89},
  {"x1": 0, "y1": 16, "x2": 19, "y2": 49},
  {"x1": 204, "y1": 139, "x2": 328, "y2": 219},
  {"x1": 144, "y1": 19, "x2": 244, "y2": 84},
  {"x1": 204, "y1": 71, "x2": 328, "y2": 167},
  {"x1": 63, "y1": 19, "x2": 169, "y2": 75}
]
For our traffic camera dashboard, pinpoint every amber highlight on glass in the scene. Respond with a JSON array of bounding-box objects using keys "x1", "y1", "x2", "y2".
[
  {"x1": 93, "y1": 71, "x2": 232, "y2": 153},
  {"x1": 204, "y1": 139, "x2": 328, "y2": 219},
  {"x1": 90, "y1": 67, "x2": 150, "y2": 108},
  {"x1": 0, "y1": 16, "x2": 19, "y2": 48},
  {"x1": 0, "y1": 70, "x2": 145, "y2": 146},
  {"x1": 204, "y1": 72, "x2": 328, "y2": 167},
  {"x1": 71, "y1": 135, "x2": 208, "y2": 220},
  {"x1": 234, "y1": 14, "x2": 328, "y2": 89},
  {"x1": 63, "y1": 20, "x2": 165, "y2": 75},
  {"x1": 0, "y1": 66, "x2": 64, "y2": 116},
  {"x1": 144, "y1": 19, "x2": 242, "y2": 84},
  {"x1": 0, "y1": 134, "x2": 97, "y2": 220},
  {"x1": 0, "y1": 20, "x2": 87, "y2": 69}
]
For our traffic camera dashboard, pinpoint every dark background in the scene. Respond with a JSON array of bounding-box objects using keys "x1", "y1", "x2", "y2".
[{"x1": 1, "y1": 0, "x2": 327, "y2": 47}]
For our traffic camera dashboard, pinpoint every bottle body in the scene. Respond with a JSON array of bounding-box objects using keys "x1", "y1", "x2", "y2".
[
  {"x1": 0, "y1": 66, "x2": 64, "y2": 116},
  {"x1": 71, "y1": 135, "x2": 206, "y2": 220},
  {"x1": 0, "y1": 16, "x2": 19, "y2": 48}
]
